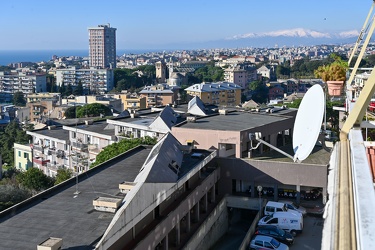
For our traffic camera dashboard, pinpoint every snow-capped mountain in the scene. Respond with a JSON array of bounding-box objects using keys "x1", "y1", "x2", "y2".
[
  {"x1": 228, "y1": 28, "x2": 359, "y2": 40},
  {"x1": 143, "y1": 28, "x2": 361, "y2": 50},
  {"x1": 214, "y1": 28, "x2": 360, "y2": 47}
]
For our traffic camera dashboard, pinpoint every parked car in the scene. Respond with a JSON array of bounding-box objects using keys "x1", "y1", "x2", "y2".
[
  {"x1": 279, "y1": 200, "x2": 307, "y2": 217},
  {"x1": 258, "y1": 212, "x2": 303, "y2": 236},
  {"x1": 254, "y1": 225, "x2": 294, "y2": 245},
  {"x1": 300, "y1": 190, "x2": 316, "y2": 200},
  {"x1": 249, "y1": 235, "x2": 289, "y2": 250},
  {"x1": 264, "y1": 201, "x2": 302, "y2": 217}
]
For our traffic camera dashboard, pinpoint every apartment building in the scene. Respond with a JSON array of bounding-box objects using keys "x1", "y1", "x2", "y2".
[
  {"x1": 62, "y1": 121, "x2": 116, "y2": 171},
  {"x1": 14, "y1": 143, "x2": 33, "y2": 171},
  {"x1": 107, "y1": 106, "x2": 181, "y2": 141},
  {"x1": 224, "y1": 66, "x2": 257, "y2": 89},
  {"x1": 88, "y1": 24, "x2": 117, "y2": 69},
  {"x1": 0, "y1": 71, "x2": 46, "y2": 94},
  {"x1": 185, "y1": 82, "x2": 242, "y2": 106},
  {"x1": 107, "y1": 93, "x2": 147, "y2": 110},
  {"x1": 26, "y1": 121, "x2": 116, "y2": 176},
  {"x1": 61, "y1": 95, "x2": 122, "y2": 112},
  {"x1": 55, "y1": 67, "x2": 114, "y2": 94},
  {"x1": 26, "y1": 100, "x2": 55, "y2": 123},
  {"x1": 26, "y1": 92, "x2": 61, "y2": 105},
  {"x1": 27, "y1": 127, "x2": 70, "y2": 177},
  {"x1": 139, "y1": 83, "x2": 180, "y2": 107}
]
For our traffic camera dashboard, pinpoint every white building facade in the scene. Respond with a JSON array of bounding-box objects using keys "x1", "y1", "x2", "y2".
[{"x1": 55, "y1": 67, "x2": 114, "y2": 94}]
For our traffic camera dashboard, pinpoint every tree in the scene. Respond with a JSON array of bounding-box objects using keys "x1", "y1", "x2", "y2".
[
  {"x1": 90, "y1": 137, "x2": 157, "y2": 168},
  {"x1": 249, "y1": 80, "x2": 269, "y2": 104},
  {"x1": 12, "y1": 91, "x2": 26, "y2": 106},
  {"x1": 76, "y1": 103, "x2": 112, "y2": 118},
  {"x1": 16, "y1": 168, "x2": 54, "y2": 192},
  {"x1": 64, "y1": 84, "x2": 73, "y2": 97},
  {"x1": 54, "y1": 168, "x2": 73, "y2": 185},
  {"x1": 73, "y1": 81, "x2": 84, "y2": 96},
  {"x1": 0, "y1": 185, "x2": 31, "y2": 211},
  {"x1": 189, "y1": 63, "x2": 224, "y2": 84},
  {"x1": 0, "y1": 121, "x2": 31, "y2": 166},
  {"x1": 64, "y1": 106, "x2": 77, "y2": 119},
  {"x1": 58, "y1": 83, "x2": 66, "y2": 96},
  {"x1": 285, "y1": 98, "x2": 302, "y2": 108}
]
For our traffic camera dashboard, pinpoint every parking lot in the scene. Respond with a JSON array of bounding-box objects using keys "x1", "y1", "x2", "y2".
[{"x1": 290, "y1": 215, "x2": 324, "y2": 250}]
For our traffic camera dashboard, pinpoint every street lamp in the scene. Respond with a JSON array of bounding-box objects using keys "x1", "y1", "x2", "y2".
[{"x1": 257, "y1": 185, "x2": 263, "y2": 212}]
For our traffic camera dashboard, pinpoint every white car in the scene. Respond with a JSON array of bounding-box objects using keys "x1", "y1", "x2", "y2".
[
  {"x1": 250, "y1": 235, "x2": 289, "y2": 250},
  {"x1": 280, "y1": 200, "x2": 307, "y2": 217}
]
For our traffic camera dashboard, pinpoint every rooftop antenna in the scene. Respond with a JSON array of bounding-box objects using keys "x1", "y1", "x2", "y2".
[{"x1": 249, "y1": 84, "x2": 325, "y2": 163}]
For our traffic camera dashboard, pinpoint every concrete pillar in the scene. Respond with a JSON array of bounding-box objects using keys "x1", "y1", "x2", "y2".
[
  {"x1": 270, "y1": 133, "x2": 277, "y2": 148},
  {"x1": 274, "y1": 184, "x2": 278, "y2": 201},
  {"x1": 322, "y1": 187, "x2": 327, "y2": 204},
  {"x1": 282, "y1": 131, "x2": 286, "y2": 146},
  {"x1": 251, "y1": 181, "x2": 255, "y2": 198},
  {"x1": 296, "y1": 185, "x2": 301, "y2": 204},
  {"x1": 132, "y1": 227, "x2": 136, "y2": 239},
  {"x1": 162, "y1": 234, "x2": 168, "y2": 250},
  {"x1": 194, "y1": 201, "x2": 200, "y2": 222},
  {"x1": 175, "y1": 221, "x2": 180, "y2": 246},
  {"x1": 259, "y1": 141, "x2": 264, "y2": 154},
  {"x1": 186, "y1": 211, "x2": 191, "y2": 233},
  {"x1": 236, "y1": 143, "x2": 241, "y2": 158},
  {"x1": 211, "y1": 185, "x2": 216, "y2": 202}
]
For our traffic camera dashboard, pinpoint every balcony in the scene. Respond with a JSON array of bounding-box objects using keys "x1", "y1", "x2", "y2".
[
  {"x1": 33, "y1": 157, "x2": 50, "y2": 166},
  {"x1": 32, "y1": 145, "x2": 44, "y2": 152},
  {"x1": 71, "y1": 141, "x2": 88, "y2": 151}
]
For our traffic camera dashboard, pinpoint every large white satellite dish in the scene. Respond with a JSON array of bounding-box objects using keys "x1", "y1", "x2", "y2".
[
  {"x1": 292, "y1": 84, "x2": 325, "y2": 162},
  {"x1": 249, "y1": 84, "x2": 325, "y2": 163}
]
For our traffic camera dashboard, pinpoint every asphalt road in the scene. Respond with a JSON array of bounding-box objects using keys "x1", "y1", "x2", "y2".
[{"x1": 290, "y1": 215, "x2": 324, "y2": 250}]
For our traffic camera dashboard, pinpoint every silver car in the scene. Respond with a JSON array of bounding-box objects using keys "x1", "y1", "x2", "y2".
[{"x1": 250, "y1": 235, "x2": 289, "y2": 250}]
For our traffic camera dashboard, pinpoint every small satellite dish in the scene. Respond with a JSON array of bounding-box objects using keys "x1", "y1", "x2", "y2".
[{"x1": 292, "y1": 84, "x2": 325, "y2": 162}]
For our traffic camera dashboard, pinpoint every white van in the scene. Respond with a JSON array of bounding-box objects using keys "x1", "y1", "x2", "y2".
[
  {"x1": 264, "y1": 201, "x2": 287, "y2": 215},
  {"x1": 264, "y1": 201, "x2": 306, "y2": 216},
  {"x1": 258, "y1": 211, "x2": 303, "y2": 236},
  {"x1": 264, "y1": 201, "x2": 302, "y2": 217}
]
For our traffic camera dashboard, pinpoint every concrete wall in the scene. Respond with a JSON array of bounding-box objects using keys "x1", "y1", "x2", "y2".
[
  {"x1": 183, "y1": 197, "x2": 228, "y2": 250},
  {"x1": 217, "y1": 158, "x2": 328, "y2": 196}
]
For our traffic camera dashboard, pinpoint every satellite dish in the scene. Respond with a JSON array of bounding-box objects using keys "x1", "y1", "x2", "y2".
[{"x1": 292, "y1": 84, "x2": 325, "y2": 162}]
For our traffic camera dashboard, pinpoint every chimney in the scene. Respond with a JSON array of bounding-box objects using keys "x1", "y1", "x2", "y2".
[
  {"x1": 93, "y1": 197, "x2": 122, "y2": 213},
  {"x1": 186, "y1": 116, "x2": 196, "y2": 123},
  {"x1": 37, "y1": 237, "x2": 63, "y2": 250},
  {"x1": 219, "y1": 109, "x2": 228, "y2": 115}
]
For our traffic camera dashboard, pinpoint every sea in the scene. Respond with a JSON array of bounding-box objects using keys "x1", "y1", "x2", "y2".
[{"x1": 0, "y1": 49, "x2": 165, "y2": 66}]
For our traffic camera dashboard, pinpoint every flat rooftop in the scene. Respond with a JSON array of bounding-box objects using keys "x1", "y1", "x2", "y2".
[
  {"x1": 0, "y1": 146, "x2": 152, "y2": 250},
  {"x1": 0, "y1": 143, "x2": 214, "y2": 249},
  {"x1": 29, "y1": 127, "x2": 69, "y2": 141},
  {"x1": 176, "y1": 110, "x2": 296, "y2": 131},
  {"x1": 72, "y1": 121, "x2": 115, "y2": 137}
]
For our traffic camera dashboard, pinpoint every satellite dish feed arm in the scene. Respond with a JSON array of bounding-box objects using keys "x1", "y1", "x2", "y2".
[{"x1": 250, "y1": 132, "x2": 299, "y2": 162}]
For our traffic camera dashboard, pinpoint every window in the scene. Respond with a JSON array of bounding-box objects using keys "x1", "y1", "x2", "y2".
[
  {"x1": 18, "y1": 151, "x2": 21, "y2": 157},
  {"x1": 276, "y1": 208, "x2": 283, "y2": 212},
  {"x1": 19, "y1": 162, "x2": 21, "y2": 168},
  {"x1": 264, "y1": 242, "x2": 273, "y2": 248},
  {"x1": 24, "y1": 153, "x2": 28, "y2": 158},
  {"x1": 268, "y1": 218, "x2": 278, "y2": 224},
  {"x1": 266, "y1": 206, "x2": 274, "y2": 212},
  {"x1": 255, "y1": 241, "x2": 263, "y2": 247}
]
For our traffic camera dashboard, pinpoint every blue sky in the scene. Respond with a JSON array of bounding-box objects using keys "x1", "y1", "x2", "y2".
[{"x1": 0, "y1": 0, "x2": 370, "y2": 50}]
